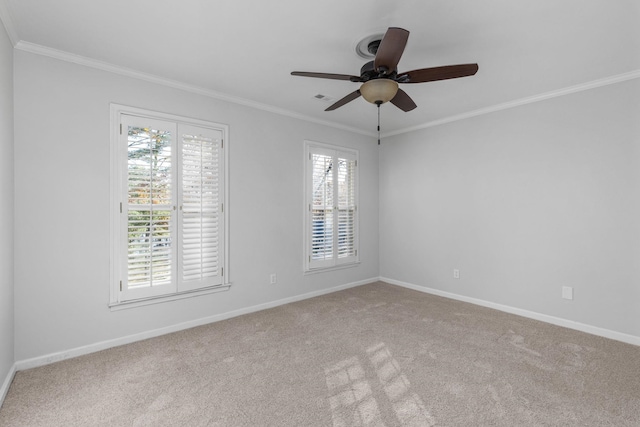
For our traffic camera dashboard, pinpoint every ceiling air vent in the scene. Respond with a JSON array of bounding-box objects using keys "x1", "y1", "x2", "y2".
[{"x1": 313, "y1": 94, "x2": 335, "y2": 103}]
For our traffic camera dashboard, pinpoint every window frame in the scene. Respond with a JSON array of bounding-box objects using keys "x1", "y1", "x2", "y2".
[
  {"x1": 109, "y1": 104, "x2": 230, "y2": 309},
  {"x1": 303, "y1": 140, "x2": 359, "y2": 273}
]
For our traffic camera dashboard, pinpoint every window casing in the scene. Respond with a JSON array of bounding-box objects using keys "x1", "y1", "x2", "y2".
[
  {"x1": 304, "y1": 141, "x2": 359, "y2": 272},
  {"x1": 110, "y1": 105, "x2": 229, "y2": 306}
]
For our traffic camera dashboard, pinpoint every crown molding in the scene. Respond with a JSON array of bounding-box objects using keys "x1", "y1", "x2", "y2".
[
  {"x1": 0, "y1": 0, "x2": 18, "y2": 46},
  {"x1": 14, "y1": 41, "x2": 375, "y2": 138},
  {"x1": 384, "y1": 69, "x2": 640, "y2": 138},
  {"x1": 13, "y1": 40, "x2": 639, "y2": 140}
]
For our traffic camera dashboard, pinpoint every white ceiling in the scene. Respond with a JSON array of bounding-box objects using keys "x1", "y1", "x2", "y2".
[{"x1": 2, "y1": 0, "x2": 639, "y2": 134}]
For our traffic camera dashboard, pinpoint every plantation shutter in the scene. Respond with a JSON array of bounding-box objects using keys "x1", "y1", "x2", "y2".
[
  {"x1": 309, "y1": 148, "x2": 335, "y2": 269},
  {"x1": 179, "y1": 124, "x2": 224, "y2": 291},
  {"x1": 121, "y1": 116, "x2": 178, "y2": 300},
  {"x1": 336, "y1": 152, "x2": 357, "y2": 264},
  {"x1": 306, "y1": 144, "x2": 358, "y2": 271},
  {"x1": 116, "y1": 112, "x2": 226, "y2": 303}
]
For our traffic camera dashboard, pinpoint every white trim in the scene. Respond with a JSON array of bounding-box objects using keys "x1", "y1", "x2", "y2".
[
  {"x1": 109, "y1": 285, "x2": 231, "y2": 311},
  {"x1": 304, "y1": 261, "x2": 361, "y2": 275},
  {"x1": 381, "y1": 277, "x2": 640, "y2": 347},
  {"x1": 382, "y1": 69, "x2": 640, "y2": 138},
  {"x1": 0, "y1": 363, "x2": 16, "y2": 407},
  {"x1": 13, "y1": 42, "x2": 640, "y2": 139},
  {"x1": 0, "y1": 1, "x2": 19, "y2": 46},
  {"x1": 13, "y1": 276, "x2": 639, "y2": 372},
  {"x1": 15, "y1": 41, "x2": 373, "y2": 138},
  {"x1": 15, "y1": 277, "x2": 378, "y2": 371}
]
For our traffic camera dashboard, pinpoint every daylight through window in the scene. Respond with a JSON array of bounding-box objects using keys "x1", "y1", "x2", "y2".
[
  {"x1": 111, "y1": 107, "x2": 228, "y2": 305},
  {"x1": 305, "y1": 142, "x2": 358, "y2": 271}
]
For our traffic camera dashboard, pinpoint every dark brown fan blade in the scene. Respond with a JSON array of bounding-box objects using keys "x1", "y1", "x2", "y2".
[
  {"x1": 291, "y1": 71, "x2": 360, "y2": 81},
  {"x1": 374, "y1": 27, "x2": 410, "y2": 74},
  {"x1": 325, "y1": 90, "x2": 361, "y2": 111},
  {"x1": 399, "y1": 64, "x2": 479, "y2": 83},
  {"x1": 390, "y1": 88, "x2": 417, "y2": 112}
]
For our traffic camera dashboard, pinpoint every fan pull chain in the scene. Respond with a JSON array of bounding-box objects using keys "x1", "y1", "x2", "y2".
[{"x1": 377, "y1": 103, "x2": 381, "y2": 145}]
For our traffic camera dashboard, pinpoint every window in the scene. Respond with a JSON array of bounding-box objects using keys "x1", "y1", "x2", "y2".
[
  {"x1": 110, "y1": 105, "x2": 228, "y2": 306},
  {"x1": 304, "y1": 141, "x2": 358, "y2": 271}
]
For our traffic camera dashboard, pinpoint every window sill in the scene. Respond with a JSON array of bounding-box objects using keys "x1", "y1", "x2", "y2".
[
  {"x1": 109, "y1": 284, "x2": 231, "y2": 311},
  {"x1": 304, "y1": 261, "x2": 360, "y2": 275}
]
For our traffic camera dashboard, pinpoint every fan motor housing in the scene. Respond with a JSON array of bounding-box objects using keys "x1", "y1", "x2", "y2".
[{"x1": 359, "y1": 61, "x2": 399, "y2": 82}]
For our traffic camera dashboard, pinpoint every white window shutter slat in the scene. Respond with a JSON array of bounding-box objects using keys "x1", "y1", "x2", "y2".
[
  {"x1": 306, "y1": 143, "x2": 358, "y2": 271},
  {"x1": 337, "y1": 155, "x2": 357, "y2": 263},
  {"x1": 179, "y1": 125, "x2": 224, "y2": 291},
  {"x1": 122, "y1": 116, "x2": 178, "y2": 300},
  {"x1": 310, "y1": 152, "x2": 334, "y2": 265}
]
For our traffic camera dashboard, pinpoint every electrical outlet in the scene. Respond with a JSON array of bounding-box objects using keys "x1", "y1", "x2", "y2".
[
  {"x1": 453, "y1": 269, "x2": 460, "y2": 279},
  {"x1": 562, "y1": 286, "x2": 573, "y2": 300},
  {"x1": 269, "y1": 273, "x2": 277, "y2": 285}
]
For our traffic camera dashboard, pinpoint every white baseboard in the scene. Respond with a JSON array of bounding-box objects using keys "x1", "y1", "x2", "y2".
[
  {"x1": 381, "y1": 277, "x2": 640, "y2": 347},
  {"x1": 17, "y1": 275, "x2": 636, "y2": 374},
  {"x1": 0, "y1": 363, "x2": 16, "y2": 408},
  {"x1": 15, "y1": 277, "x2": 378, "y2": 371}
]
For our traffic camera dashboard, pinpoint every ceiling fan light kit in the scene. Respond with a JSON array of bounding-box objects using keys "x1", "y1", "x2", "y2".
[{"x1": 360, "y1": 79, "x2": 399, "y2": 104}]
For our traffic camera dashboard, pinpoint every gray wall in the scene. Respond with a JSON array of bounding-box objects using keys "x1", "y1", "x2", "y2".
[
  {"x1": 380, "y1": 78, "x2": 640, "y2": 338},
  {"x1": 0, "y1": 19, "x2": 14, "y2": 393},
  {"x1": 9, "y1": 34, "x2": 640, "y2": 365},
  {"x1": 13, "y1": 50, "x2": 379, "y2": 361}
]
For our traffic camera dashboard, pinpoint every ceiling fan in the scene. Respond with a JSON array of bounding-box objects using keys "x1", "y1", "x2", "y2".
[{"x1": 291, "y1": 27, "x2": 478, "y2": 112}]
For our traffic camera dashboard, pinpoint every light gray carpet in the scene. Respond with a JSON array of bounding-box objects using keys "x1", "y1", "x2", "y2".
[{"x1": 1, "y1": 281, "x2": 639, "y2": 426}]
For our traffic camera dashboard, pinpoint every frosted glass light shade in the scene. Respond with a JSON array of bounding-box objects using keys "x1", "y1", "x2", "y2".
[{"x1": 360, "y1": 79, "x2": 399, "y2": 104}]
